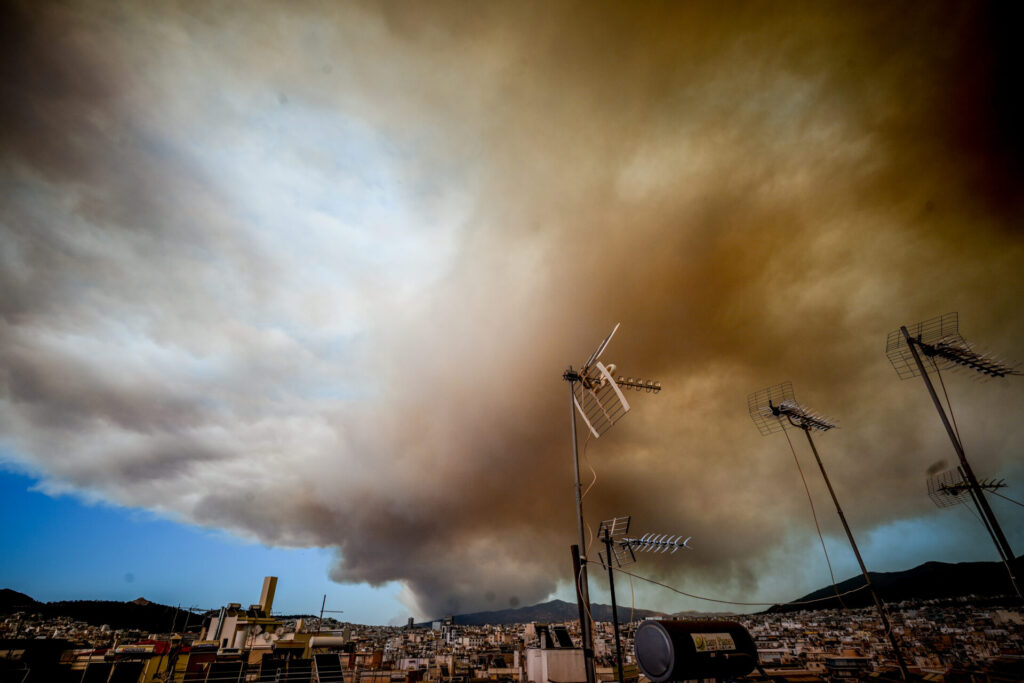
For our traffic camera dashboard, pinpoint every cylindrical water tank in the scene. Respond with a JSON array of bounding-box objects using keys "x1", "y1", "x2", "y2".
[
  {"x1": 309, "y1": 636, "x2": 348, "y2": 648},
  {"x1": 634, "y1": 620, "x2": 758, "y2": 681}
]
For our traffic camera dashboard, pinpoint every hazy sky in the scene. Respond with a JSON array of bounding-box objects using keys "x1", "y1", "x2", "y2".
[{"x1": 2, "y1": 1, "x2": 1023, "y2": 624}]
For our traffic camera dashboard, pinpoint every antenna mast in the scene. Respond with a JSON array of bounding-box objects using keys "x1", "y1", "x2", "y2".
[
  {"x1": 749, "y1": 382, "x2": 911, "y2": 681},
  {"x1": 564, "y1": 324, "x2": 661, "y2": 683},
  {"x1": 597, "y1": 516, "x2": 690, "y2": 683},
  {"x1": 887, "y1": 313, "x2": 1022, "y2": 598}
]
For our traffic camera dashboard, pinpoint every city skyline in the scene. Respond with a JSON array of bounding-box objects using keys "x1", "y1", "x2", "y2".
[{"x1": 2, "y1": 2, "x2": 1023, "y2": 624}]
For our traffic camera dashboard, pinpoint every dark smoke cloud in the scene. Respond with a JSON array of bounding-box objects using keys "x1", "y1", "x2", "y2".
[{"x1": 2, "y1": 0, "x2": 1023, "y2": 619}]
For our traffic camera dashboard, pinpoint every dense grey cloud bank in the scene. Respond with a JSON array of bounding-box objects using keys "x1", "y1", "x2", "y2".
[{"x1": 2, "y1": 1, "x2": 1023, "y2": 617}]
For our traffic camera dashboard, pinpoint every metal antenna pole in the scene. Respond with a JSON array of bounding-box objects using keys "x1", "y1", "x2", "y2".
[
  {"x1": 570, "y1": 545, "x2": 589, "y2": 658},
  {"x1": 960, "y1": 466, "x2": 1010, "y2": 565},
  {"x1": 563, "y1": 326, "x2": 659, "y2": 683},
  {"x1": 566, "y1": 368, "x2": 597, "y2": 683},
  {"x1": 601, "y1": 532, "x2": 625, "y2": 683},
  {"x1": 802, "y1": 428, "x2": 911, "y2": 681},
  {"x1": 900, "y1": 326, "x2": 1023, "y2": 598}
]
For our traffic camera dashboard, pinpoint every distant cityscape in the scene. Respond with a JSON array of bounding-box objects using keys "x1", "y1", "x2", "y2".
[{"x1": 2, "y1": 575, "x2": 1022, "y2": 682}]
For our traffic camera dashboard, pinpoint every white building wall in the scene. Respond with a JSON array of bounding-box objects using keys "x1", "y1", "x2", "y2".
[{"x1": 525, "y1": 648, "x2": 585, "y2": 683}]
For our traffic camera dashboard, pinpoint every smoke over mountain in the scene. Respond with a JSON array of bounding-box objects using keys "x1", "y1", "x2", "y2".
[{"x1": 2, "y1": 1, "x2": 1023, "y2": 618}]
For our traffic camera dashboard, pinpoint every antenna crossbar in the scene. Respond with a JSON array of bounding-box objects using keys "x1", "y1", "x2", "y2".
[
  {"x1": 925, "y1": 341, "x2": 1019, "y2": 378},
  {"x1": 938, "y1": 479, "x2": 1006, "y2": 496},
  {"x1": 614, "y1": 376, "x2": 662, "y2": 393},
  {"x1": 886, "y1": 312, "x2": 1021, "y2": 380},
  {"x1": 597, "y1": 521, "x2": 692, "y2": 568},
  {"x1": 772, "y1": 400, "x2": 837, "y2": 432},
  {"x1": 623, "y1": 533, "x2": 692, "y2": 554},
  {"x1": 928, "y1": 468, "x2": 1008, "y2": 508}
]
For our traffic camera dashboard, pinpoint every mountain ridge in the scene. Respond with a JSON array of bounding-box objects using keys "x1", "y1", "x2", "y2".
[
  {"x1": 5, "y1": 555, "x2": 1020, "y2": 630},
  {"x1": 424, "y1": 598, "x2": 668, "y2": 627},
  {"x1": 438, "y1": 555, "x2": 1023, "y2": 623},
  {"x1": 0, "y1": 589, "x2": 191, "y2": 633},
  {"x1": 767, "y1": 555, "x2": 1024, "y2": 613}
]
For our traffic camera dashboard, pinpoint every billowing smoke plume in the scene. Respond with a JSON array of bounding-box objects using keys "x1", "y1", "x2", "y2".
[{"x1": 2, "y1": 0, "x2": 1023, "y2": 619}]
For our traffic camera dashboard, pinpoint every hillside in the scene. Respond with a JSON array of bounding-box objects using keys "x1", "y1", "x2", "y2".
[
  {"x1": 5, "y1": 554, "x2": 1021, "y2": 630},
  {"x1": 0, "y1": 588, "x2": 40, "y2": 612},
  {"x1": 445, "y1": 556, "x2": 1024, "y2": 623},
  {"x1": 0, "y1": 591, "x2": 198, "y2": 633},
  {"x1": 768, "y1": 556, "x2": 1024, "y2": 613},
  {"x1": 432, "y1": 599, "x2": 666, "y2": 626}
]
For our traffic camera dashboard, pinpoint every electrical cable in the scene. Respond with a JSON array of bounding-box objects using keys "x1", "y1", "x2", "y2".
[
  {"x1": 991, "y1": 490, "x2": 1024, "y2": 509},
  {"x1": 577, "y1": 562, "x2": 595, "y2": 625},
  {"x1": 932, "y1": 359, "x2": 963, "y2": 446},
  {"x1": 933, "y1": 360, "x2": 1023, "y2": 523},
  {"x1": 958, "y1": 496, "x2": 989, "y2": 528},
  {"x1": 578, "y1": 431, "x2": 597, "y2": 556},
  {"x1": 580, "y1": 432, "x2": 597, "y2": 500},
  {"x1": 629, "y1": 572, "x2": 635, "y2": 626},
  {"x1": 607, "y1": 564, "x2": 871, "y2": 607},
  {"x1": 781, "y1": 420, "x2": 845, "y2": 608}
]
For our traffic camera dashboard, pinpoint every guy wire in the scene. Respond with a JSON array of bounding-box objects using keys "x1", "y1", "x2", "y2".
[
  {"x1": 577, "y1": 562, "x2": 594, "y2": 624},
  {"x1": 608, "y1": 565, "x2": 870, "y2": 608},
  {"x1": 958, "y1": 497, "x2": 989, "y2": 528},
  {"x1": 782, "y1": 419, "x2": 845, "y2": 608},
  {"x1": 933, "y1": 359, "x2": 963, "y2": 446},
  {"x1": 991, "y1": 490, "x2": 1024, "y2": 509},
  {"x1": 581, "y1": 431, "x2": 597, "y2": 500},
  {"x1": 581, "y1": 432, "x2": 597, "y2": 555}
]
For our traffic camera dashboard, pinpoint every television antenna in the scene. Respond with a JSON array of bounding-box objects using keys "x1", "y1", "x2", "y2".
[
  {"x1": 887, "y1": 313, "x2": 1022, "y2": 598},
  {"x1": 315, "y1": 595, "x2": 344, "y2": 633},
  {"x1": 596, "y1": 516, "x2": 691, "y2": 683},
  {"x1": 749, "y1": 382, "x2": 910, "y2": 681},
  {"x1": 928, "y1": 468, "x2": 1006, "y2": 509},
  {"x1": 928, "y1": 467, "x2": 1011, "y2": 568},
  {"x1": 563, "y1": 324, "x2": 662, "y2": 683}
]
